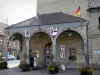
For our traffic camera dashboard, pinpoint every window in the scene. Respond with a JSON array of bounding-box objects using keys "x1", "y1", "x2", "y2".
[
  {"x1": 70, "y1": 48, "x2": 76, "y2": 57},
  {"x1": 0, "y1": 39, "x2": 3, "y2": 45},
  {"x1": 68, "y1": 48, "x2": 76, "y2": 61},
  {"x1": 25, "y1": 30, "x2": 30, "y2": 37}
]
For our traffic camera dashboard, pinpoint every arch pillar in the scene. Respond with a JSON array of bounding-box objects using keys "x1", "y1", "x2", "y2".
[
  {"x1": 52, "y1": 36, "x2": 56, "y2": 62},
  {"x1": 5, "y1": 42, "x2": 8, "y2": 61},
  {"x1": 4, "y1": 37, "x2": 9, "y2": 61},
  {"x1": 25, "y1": 38, "x2": 30, "y2": 64}
]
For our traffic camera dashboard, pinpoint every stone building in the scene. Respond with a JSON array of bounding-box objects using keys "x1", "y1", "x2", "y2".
[
  {"x1": 0, "y1": 22, "x2": 8, "y2": 57},
  {"x1": 88, "y1": 0, "x2": 100, "y2": 66},
  {"x1": 8, "y1": 40, "x2": 20, "y2": 57},
  {"x1": 37, "y1": 0, "x2": 100, "y2": 67},
  {"x1": 4, "y1": 0, "x2": 100, "y2": 68}
]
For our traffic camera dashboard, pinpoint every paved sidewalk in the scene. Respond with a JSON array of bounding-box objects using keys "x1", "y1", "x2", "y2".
[{"x1": 0, "y1": 67, "x2": 100, "y2": 75}]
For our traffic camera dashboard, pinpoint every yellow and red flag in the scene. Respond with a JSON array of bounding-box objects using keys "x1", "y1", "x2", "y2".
[{"x1": 74, "y1": 6, "x2": 80, "y2": 17}]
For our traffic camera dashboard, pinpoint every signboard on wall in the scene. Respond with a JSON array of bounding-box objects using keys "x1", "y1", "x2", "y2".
[
  {"x1": 50, "y1": 27, "x2": 57, "y2": 36},
  {"x1": 93, "y1": 50, "x2": 100, "y2": 54},
  {"x1": 61, "y1": 45, "x2": 65, "y2": 53},
  {"x1": 60, "y1": 45, "x2": 65, "y2": 59},
  {"x1": 60, "y1": 52, "x2": 65, "y2": 58},
  {"x1": 25, "y1": 30, "x2": 30, "y2": 37}
]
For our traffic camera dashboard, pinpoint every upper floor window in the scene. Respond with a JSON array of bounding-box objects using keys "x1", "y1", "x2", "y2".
[{"x1": 0, "y1": 39, "x2": 3, "y2": 46}]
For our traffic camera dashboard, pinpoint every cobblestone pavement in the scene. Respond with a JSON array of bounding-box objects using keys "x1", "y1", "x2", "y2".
[{"x1": 0, "y1": 67, "x2": 100, "y2": 75}]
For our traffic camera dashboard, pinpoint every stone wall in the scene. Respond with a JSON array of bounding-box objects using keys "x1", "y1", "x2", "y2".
[
  {"x1": 88, "y1": 9, "x2": 100, "y2": 66},
  {"x1": 37, "y1": 0, "x2": 89, "y2": 20}
]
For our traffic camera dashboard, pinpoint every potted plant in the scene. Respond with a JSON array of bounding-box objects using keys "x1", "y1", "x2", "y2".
[
  {"x1": 19, "y1": 63, "x2": 30, "y2": 72},
  {"x1": 47, "y1": 62, "x2": 59, "y2": 74},
  {"x1": 78, "y1": 66, "x2": 94, "y2": 75}
]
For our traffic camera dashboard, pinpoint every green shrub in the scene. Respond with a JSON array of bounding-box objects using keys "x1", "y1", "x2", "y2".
[
  {"x1": 47, "y1": 63, "x2": 58, "y2": 70},
  {"x1": 0, "y1": 61, "x2": 8, "y2": 70},
  {"x1": 78, "y1": 66, "x2": 94, "y2": 75},
  {"x1": 0, "y1": 58, "x2": 3, "y2": 61},
  {"x1": 47, "y1": 62, "x2": 59, "y2": 74},
  {"x1": 19, "y1": 63, "x2": 30, "y2": 72}
]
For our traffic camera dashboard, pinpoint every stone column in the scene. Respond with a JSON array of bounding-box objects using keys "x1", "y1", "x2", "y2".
[
  {"x1": 26, "y1": 38, "x2": 30, "y2": 64},
  {"x1": 5, "y1": 44, "x2": 8, "y2": 61},
  {"x1": 4, "y1": 38, "x2": 8, "y2": 61},
  {"x1": 52, "y1": 37, "x2": 56, "y2": 62}
]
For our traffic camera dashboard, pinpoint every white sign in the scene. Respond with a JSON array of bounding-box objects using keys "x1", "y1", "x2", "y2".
[
  {"x1": 61, "y1": 64, "x2": 66, "y2": 71},
  {"x1": 25, "y1": 30, "x2": 30, "y2": 37},
  {"x1": 60, "y1": 52, "x2": 65, "y2": 58},
  {"x1": 50, "y1": 27, "x2": 57, "y2": 36},
  {"x1": 93, "y1": 50, "x2": 100, "y2": 54},
  {"x1": 60, "y1": 45, "x2": 65, "y2": 58},
  {"x1": 61, "y1": 45, "x2": 65, "y2": 52}
]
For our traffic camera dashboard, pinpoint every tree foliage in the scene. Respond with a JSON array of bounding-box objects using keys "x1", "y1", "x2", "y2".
[
  {"x1": 12, "y1": 34, "x2": 23, "y2": 41},
  {"x1": 12, "y1": 34, "x2": 23, "y2": 52}
]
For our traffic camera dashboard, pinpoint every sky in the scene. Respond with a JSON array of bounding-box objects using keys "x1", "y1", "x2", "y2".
[{"x1": 0, "y1": 0, "x2": 37, "y2": 25}]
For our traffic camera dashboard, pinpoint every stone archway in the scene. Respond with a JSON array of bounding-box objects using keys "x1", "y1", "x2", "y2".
[
  {"x1": 29, "y1": 32, "x2": 52, "y2": 67},
  {"x1": 56, "y1": 30, "x2": 85, "y2": 67},
  {"x1": 6, "y1": 33, "x2": 26, "y2": 65}
]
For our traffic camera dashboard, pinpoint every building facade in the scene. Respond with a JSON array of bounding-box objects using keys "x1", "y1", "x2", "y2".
[
  {"x1": 8, "y1": 40, "x2": 20, "y2": 57},
  {"x1": 37, "y1": 0, "x2": 100, "y2": 67},
  {"x1": 0, "y1": 22, "x2": 8, "y2": 57},
  {"x1": 4, "y1": 0, "x2": 100, "y2": 68},
  {"x1": 4, "y1": 12, "x2": 88, "y2": 67}
]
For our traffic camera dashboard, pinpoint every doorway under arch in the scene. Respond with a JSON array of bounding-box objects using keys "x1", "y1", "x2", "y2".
[{"x1": 29, "y1": 32, "x2": 52, "y2": 67}]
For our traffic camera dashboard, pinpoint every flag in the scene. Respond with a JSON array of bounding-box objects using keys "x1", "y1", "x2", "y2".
[{"x1": 74, "y1": 6, "x2": 80, "y2": 17}]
